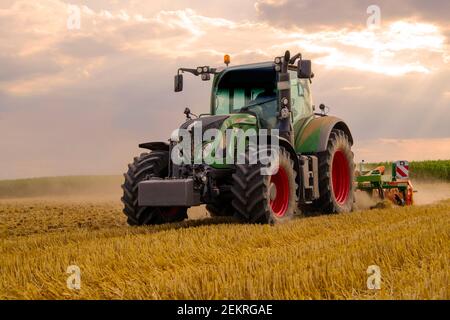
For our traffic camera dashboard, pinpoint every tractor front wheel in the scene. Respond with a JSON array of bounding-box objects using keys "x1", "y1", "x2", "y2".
[
  {"x1": 121, "y1": 151, "x2": 188, "y2": 225},
  {"x1": 231, "y1": 147, "x2": 298, "y2": 224}
]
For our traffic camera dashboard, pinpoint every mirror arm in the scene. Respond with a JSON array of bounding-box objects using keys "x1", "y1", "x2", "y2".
[
  {"x1": 178, "y1": 68, "x2": 200, "y2": 76},
  {"x1": 178, "y1": 67, "x2": 217, "y2": 77},
  {"x1": 289, "y1": 53, "x2": 302, "y2": 64}
]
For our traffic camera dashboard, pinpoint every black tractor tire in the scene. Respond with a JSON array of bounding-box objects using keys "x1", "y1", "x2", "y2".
[
  {"x1": 231, "y1": 147, "x2": 298, "y2": 224},
  {"x1": 121, "y1": 151, "x2": 188, "y2": 226},
  {"x1": 313, "y1": 129, "x2": 355, "y2": 213}
]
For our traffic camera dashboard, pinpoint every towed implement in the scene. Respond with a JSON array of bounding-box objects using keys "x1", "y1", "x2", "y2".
[{"x1": 355, "y1": 160, "x2": 415, "y2": 206}]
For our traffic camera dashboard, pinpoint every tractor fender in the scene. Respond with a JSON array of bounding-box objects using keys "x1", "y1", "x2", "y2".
[
  {"x1": 139, "y1": 141, "x2": 170, "y2": 151},
  {"x1": 295, "y1": 116, "x2": 353, "y2": 153}
]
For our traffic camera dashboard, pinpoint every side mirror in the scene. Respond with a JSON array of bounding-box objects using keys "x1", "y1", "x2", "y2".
[
  {"x1": 174, "y1": 74, "x2": 183, "y2": 92},
  {"x1": 298, "y1": 60, "x2": 312, "y2": 79}
]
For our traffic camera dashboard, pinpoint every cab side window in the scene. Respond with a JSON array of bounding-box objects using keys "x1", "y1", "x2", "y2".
[{"x1": 289, "y1": 71, "x2": 313, "y2": 121}]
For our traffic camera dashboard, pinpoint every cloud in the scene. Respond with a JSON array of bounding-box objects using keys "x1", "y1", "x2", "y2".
[
  {"x1": 0, "y1": 0, "x2": 448, "y2": 179},
  {"x1": 255, "y1": 0, "x2": 450, "y2": 29},
  {"x1": 57, "y1": 36, "x2": 117, "y2": 58},
  {"x1": 277, "y1": 21, "x2": 447, "y2": 76},
  {"x1": 1, "y1": 1, "x2": 447, "y2": 98},
  {"x1": 312, "y1": 66, "x2": 450, "y2": 141},
  {"x1": 0, "y1": 53, "x2": 61, "y2": 82}
]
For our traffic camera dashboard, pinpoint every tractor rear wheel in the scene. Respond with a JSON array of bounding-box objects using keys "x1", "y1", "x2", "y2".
[
  {"x1": 231, "y1": 147, "x2": 298, "y2": 224},
  {"x1": 121, "y1": 151, "x2": 187, "y2": 225},
  {"x1": 314, "y1": 129, "x2": 355, "y2": 213}
]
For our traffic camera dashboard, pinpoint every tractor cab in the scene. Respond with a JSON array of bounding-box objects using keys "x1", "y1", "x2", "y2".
[
  {"x1": 174, "y1": 53, "x2": 315, "y2": 142},
  {"x1": 210, "y1": 62, "x2": 314, "y2": 130}
]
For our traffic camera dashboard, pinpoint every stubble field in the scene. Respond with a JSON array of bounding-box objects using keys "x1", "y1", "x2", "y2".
[{"x1": 1, "y1": 192, "x2": 449, "y2": 299}]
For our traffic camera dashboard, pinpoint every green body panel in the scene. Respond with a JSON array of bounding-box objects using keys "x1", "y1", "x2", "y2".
[
  {"x1": 220, "y1": 113, "x2": 257, "y2": 129},
  {"x1": 208, "y1": 113, "x2": 258, "y2": 169},
  {"x1": 293, "y1": 115, "x2": 316, "y2": 153},
  {"x1": 294, "y1": 115, "x2": 350, "y2": 153},
  {"x1": 206, "y1": 113, "x2": 351, "y2": 169}
]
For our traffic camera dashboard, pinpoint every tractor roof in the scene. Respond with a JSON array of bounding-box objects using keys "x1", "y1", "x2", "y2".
[
  {"x1": 224, "y1": 61, "x2": 274, "y2": 72},
  {"x1": 214, "y1": 61, "x2": 275, "y2": 85},
  {"x1": 214, "y1": 62, "x2": 277, "y2": 87},
  {"x1": 216, "y1": 61, "x2": 298, "y2": 75},
  {"x1": 212, "y1": 61, "x2": 299, "y2": 88}
]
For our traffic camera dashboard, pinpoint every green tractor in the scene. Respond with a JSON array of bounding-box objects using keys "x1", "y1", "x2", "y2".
[{"x1": 121, "y1": 51, "x2": 355, "y2": 225}]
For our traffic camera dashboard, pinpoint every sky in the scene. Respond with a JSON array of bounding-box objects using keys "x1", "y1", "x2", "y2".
[{"x1": 0, "y1": 0, "x2": 449, "y2": 179}]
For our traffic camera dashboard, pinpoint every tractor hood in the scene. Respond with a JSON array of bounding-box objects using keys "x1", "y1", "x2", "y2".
[
  {"x1": 218, "y1": 113, "x2": 258, "y2": 130},
  {"x1": 180, "y1": 115, "x2": 230, "y2": 133},
  {"x1": 179, "y1": 113, "x2": 257, "y2": 134},
  {"x1": 174, "y1": 113, "x2": 258, "y2": 168}
]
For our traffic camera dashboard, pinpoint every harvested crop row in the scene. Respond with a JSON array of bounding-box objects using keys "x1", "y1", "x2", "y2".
[{"x1": 1, "y1": 198, "x2": 449, "y2": 299}]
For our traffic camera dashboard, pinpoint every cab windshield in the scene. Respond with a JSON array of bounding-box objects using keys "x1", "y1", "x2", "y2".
[{"x1": 213, "y1": 67, "x2": 278, "y2": 129}]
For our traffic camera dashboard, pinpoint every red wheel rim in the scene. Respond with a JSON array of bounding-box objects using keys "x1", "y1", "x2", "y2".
[
  {"x1": 332, "y1": 150, "x2": 350, "y2": 205},
  {"x1": 269, "y1": 167, "x2": 290, "y2": 217}
]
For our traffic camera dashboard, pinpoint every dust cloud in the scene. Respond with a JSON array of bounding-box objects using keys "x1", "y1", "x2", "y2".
[
  {"x1": 2, "y1": 175, "x2": 449, "y2": 210},
  {"x1": 354, "y1": 190, "x2": 377, "y2": 210},
  {"x1": 0, "y1": 176, "x2": 122, "y2": 202},
  {"x1": 412, "y1": 180, "x2": 450, "y2": 205}
]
